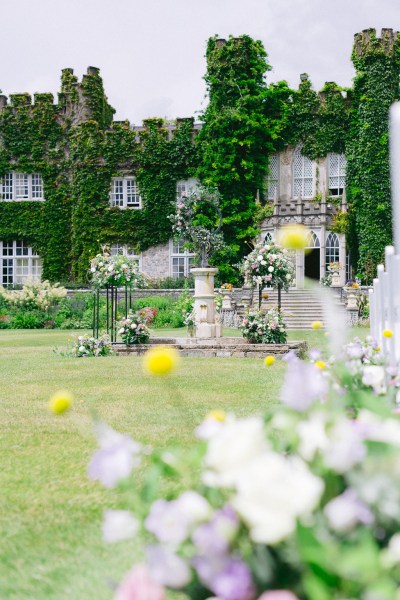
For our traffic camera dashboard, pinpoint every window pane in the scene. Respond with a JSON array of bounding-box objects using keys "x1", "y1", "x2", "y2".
[
  {"x1": 2, "y1": 242, "x2": 13, "y2": 256},
  {"x1": 111, "y1": 180, "x2": 124, "y2": 207},
  {"x1": 110, "y1": 244, "x2": 124, "y2": 255},
  {"x1": 31, "y1": 174, "x2": 43, "y2": 199},
  {"x1": 126, "y1": 179, "x2": 140, "y2": 207},
  {"x1": 172, "y1": 240, "x2": 185, "y2": 254},
  {"x1": 172, "y1": 257, "x2": 185, "y2": 278},
  {"x1": 16, "y1": 240, "x2": 29, "y2": 256},
  {"x1": 2, "y1": 173, "x2": 13, "y2": 200},
  {"x1": 15, "y1": 174, "x2": 29, "y2": 199},
  {"x1": 31, "y1": 258, "x2": 43, "y2": 280},
  {"x1": 266, "y1": 154, "x2": 279, "y2": 200},
  {"x1": 2, "y1": 258, "x2": 13, "y2": 285}
]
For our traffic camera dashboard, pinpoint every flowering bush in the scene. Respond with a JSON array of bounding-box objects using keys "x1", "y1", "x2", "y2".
[
  {"x1": 221, "y1": 283, "x2": 233, "y2": 291},
  {"x1": 117, "y1": 310, "x2": 151, "y2": 344},
  {"x1": 241, "y1": 309, "x2": 287, "y2": 344},
  {"x1": 89, "y1": 252, "x2": 147, "y2": 289},
  {"x1": 70, "y1": 334, "x2": 112, "y2": 357},
  {"x1": 87, "y1": 338, "x2": 400, "y2": 600},
  {"x1": 319, "y1": 272, "x2": 332, "y2": 287},
  {"x1": 241, "y1": 242, "x2": 294, "y2": 291},
  {"x1": 0, "y1": 279, "x2": 67, "y2": 311}
]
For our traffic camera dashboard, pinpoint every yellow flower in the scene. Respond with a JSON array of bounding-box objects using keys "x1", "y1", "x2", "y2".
[
  {"x1": 311, "y1": 321, "x2": 323, "y2": 330},
  {"x1": 49, "y1": 390, "x2": 74, "y2": 415},
  {"x1": 144, "y1": 346, "x2": 180, "y2": 376},
  {"x1": 207, "y1": 409, "x2": 226, "y2": 422},
  {"x1": 278, "y1": 224, "x2": 310, "y2": 251},
  {"x1": 383, "y1": 329, "x2": 393, "y2": 338},
  {"x1": 264, "y1": 355, "x2": 276, "y2": 367},
  {"x1": 375, "y1": 346, "x2": 381, "y2": 352},
  {"x1": 315, "y1": 360, "x2": 326, "y2": 370}
]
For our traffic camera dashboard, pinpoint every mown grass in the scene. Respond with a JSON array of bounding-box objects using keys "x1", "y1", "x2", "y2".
[{"x1": 0, "y1": 327, "x2": 366, "y2": 599}]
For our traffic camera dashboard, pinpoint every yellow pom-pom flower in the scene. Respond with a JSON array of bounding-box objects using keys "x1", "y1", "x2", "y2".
[
  {"x1": 207, "y1": 409, "x2": 226, "y2": 422},
  {"x1": 264, "y1": 355, "x2": 276, "y2": 367},
  {"x1": 383, "y1": 329, "x2": 393, "y2": 338},
  {"x1": 315, "y1": 360, "x2": 326, "y2": 370},
  {"x1": 144, "y1": 346, "x2": 180, "y2": 376},
  {"x1": 278, "y1": 224, "x2": 310, "y2": 251},
  {"x1": 49, "y1": 390, "x2": 74, "y2": 415},
  {"x1": 311, "y1": 321, "x2": 323, "y2": 330}
]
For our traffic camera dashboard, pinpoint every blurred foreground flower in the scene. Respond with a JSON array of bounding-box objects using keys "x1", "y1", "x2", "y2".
[
  {"x1": 277, "y1": 224, "x2": 310, "y2": 250},
  {"x1": 264, "y1": 355, "x2": 275, "y2": 367},
  {"x1": 114, "y1": 564, "x2": 165, "y2": 600},
  {"x1": 48, "y1": 389, "x2": 74, "y2": 414},
  {"x1": 143, "y1": 346, "x2": 180, "y2": 376},
  {"x1": 311, "y1": 320, "x2": 323, "y2": 329}
]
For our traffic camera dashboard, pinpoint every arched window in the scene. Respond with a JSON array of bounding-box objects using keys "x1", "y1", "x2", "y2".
[
  {"x1": 326, "y1": 232, "x2": 340, "y2": 267},
  {"x1": 264, "y1": 232, "x2": 273, "y2": 244},
  {"x1": 306, "y1": 230, "x2": 320, "y2": 248},
  {"x1": 293, "y1": 147, "x2": 314, "y2": 199}
]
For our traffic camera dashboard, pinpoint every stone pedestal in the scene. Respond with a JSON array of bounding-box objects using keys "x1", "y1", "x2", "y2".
[
  {"x1": 191, "y1": 267, "x2": 222, "y2": 338},
  {"x1": 221, "y1": 289, "x2": 233, "y2": 309},
  {"x1": 331, "y1": 271, "x2": 341, "y2": 287}
]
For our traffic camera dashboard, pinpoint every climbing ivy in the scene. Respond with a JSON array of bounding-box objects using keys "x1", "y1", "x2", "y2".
[{"x1": 346, "y1": 28, "x2": 400, "y2": 282}]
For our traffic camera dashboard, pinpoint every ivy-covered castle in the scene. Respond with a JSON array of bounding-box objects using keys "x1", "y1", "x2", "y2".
[{"x1": 0, "y1": 28, "x2": 399, "y2": 287}]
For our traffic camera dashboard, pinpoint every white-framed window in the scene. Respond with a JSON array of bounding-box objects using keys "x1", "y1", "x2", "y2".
[
  {"x1": 110, "y1": 177, "x2": 141, "y2": 209},
  {"x1": 326, "y1": 232, "x2": 340, "y2": 267},
  {"x1": 0, "y1": 173, "x2": 44, "y2": 201},
  {"x1": 266, "y1": 154, "x2": 279, "y2": 200},
  {"x1": 0, "y1": 240, "x2": 42, "y2": 285},
  {"x1": 328, "y1": 153, "x2": 346, "y2": 196},
  {"x1": 293, "y1": 147, "x2": 314, "y2": 199},
  {"x1": 109, "y1": 243, "x2": 142, "y2": 269},
  {"x1": 306, "y1": 230, "x2": 320, "y2": 248},
  {"x1": 176, "y1": 178, "x2": 198, "y2": 200},
  {"x1": 170, "y1": 239, "x2": 195, "y2": 278}
]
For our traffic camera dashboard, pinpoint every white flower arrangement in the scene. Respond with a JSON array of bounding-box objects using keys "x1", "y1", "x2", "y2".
[
  {"x1": 70, "y1": 334, "x2": 113, "y2": 357},
  {"x1": 117, "y1": 310, "x2": 151, "y2": 345},
  {"x1": 89, "y1": 252, "x2": 147, "y2": 289},
  {"x1": 240, "y1": 308, "x2": 287, "y2": 344},
  {"x1": 241, "y1": 242, "x2": 295, "y2": 291}
]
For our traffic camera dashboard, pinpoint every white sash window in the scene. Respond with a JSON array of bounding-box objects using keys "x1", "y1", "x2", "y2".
[
  {"x1": 110, "y1": 177, "x2": 142, "y2": 209},
  {"x1": 293, "y1": 147, "x2": 314, "y2": 199},
  {"x1": 0, "y1": 173, "x2": 44, "y2": 201},
  {"x1": 0, "y1": 241, "x2": 42, "y2": 285}
]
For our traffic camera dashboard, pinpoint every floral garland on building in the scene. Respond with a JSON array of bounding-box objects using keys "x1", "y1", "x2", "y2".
[{"x1": 241, "y1": 242, "x2": 295, "y2": 291}]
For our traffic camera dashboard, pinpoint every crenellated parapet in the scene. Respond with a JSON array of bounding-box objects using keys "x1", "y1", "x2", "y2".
[{"x1": 352, "y1": 28, "x2": 400, "y2": 67}]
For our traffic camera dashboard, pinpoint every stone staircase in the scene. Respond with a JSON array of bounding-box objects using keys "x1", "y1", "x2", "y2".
[{"x1": 240, "y1": 288, "x2": 347, "y2": 330}]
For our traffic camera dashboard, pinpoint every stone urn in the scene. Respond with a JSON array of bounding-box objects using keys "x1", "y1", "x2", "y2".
[{"x1": 191, "y1": 267, "x2": 222, "y2": 338}]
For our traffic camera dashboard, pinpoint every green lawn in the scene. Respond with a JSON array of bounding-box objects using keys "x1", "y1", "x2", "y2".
[{"x1": 0, "y1": 327, "x2": 366, "y2": 599}]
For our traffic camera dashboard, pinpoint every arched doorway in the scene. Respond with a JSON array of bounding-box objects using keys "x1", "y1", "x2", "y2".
[{"x1": 304, "y1": 231, "x2": 320, "y2": 280}]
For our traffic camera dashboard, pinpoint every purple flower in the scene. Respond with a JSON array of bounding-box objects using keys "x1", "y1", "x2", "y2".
[
  {"x1": 192, "y1": 505, "x2": 239, "y2": 556},
  {"x1": 280, "y1": 356, "x2": 328, "y2": 411},
  {"x1": 146, "y1": 545, "x2": 191, "y2": 589},
  {"x1": 324, "y1": 489, "x2": 373, "y2": 532},
  {"x1": 193, "y1": 555, "x2": 255, "y2": 600},
  {"x1": 88, "y1": 423, "x2": 141, "y2": 488}
]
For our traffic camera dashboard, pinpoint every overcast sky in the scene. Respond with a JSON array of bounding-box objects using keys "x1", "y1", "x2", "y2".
[{"x1": 1, "y1": 0, "x2": 399, "y2": 124}]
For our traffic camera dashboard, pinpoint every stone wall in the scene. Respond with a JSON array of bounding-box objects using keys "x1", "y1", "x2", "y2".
[{"x1": 141, "y1": 241, "x2": 170, "y2": 279}]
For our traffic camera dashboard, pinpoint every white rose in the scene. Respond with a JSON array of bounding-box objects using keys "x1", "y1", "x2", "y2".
[
  {"x1": 268, "y1": 266, "x2": 274, "y2": 272},
  {"x1": 260, "y1": 260, "x2": 267, "y2": 266},
  {"x1": 286, "y1": 273, "x2": 292, "y2": 280},
  {"x1": 118, "y1": 328, "x2": 125, "y2": 334},
  {"x1": 108, "y1": 265, "x2": 114, "y2": 272},
  {"x1": 99, "y1": 262, "x2": 103, "y2": 266},
  {"x1": 177, "y1": 491, "x2": 211, "y2": 524},
  {"x1": 78, "y1": 345, "x2": 86, "y2": 352},
  {"x1": 121, "y1": 263, "x2": 128, "y2": 269},
  {"x1": 257, "y1": 255, "x2": 263, "y2": 262},
  {"x1": 232, "y1": 452, "x2": 323, "y2": 544},
  {"x1": 90, "y1": 267, "x2": 96, "y2": 272},
  {"x1": 361, "y1": 365, "x2": 386, "y2": 394},
  {"x1": 130, "y1": 323, "x2": 137, "y2": 329},
  {"x1": 102, "y1": 509, "x2": 139, "y2": 543},
  {"x1": 203, "y1": 416, "x2": 269, "y2": 487}
]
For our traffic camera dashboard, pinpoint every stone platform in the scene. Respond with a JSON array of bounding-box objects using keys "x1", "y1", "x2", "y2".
[{"x1": 113, "y1": 337, "x2": 307, "y2": 359}]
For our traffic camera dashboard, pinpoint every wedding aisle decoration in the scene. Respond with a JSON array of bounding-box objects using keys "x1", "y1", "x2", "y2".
[
  {"x1": 86, "y1": 333, "x2": 400, "y2": 600},
  {"x1": 241, "y1": 308, "x2": 287, "y2": 344},
  {"x1": 241, "y1": 242, "x2": 294, "y2": 290},
  {"x1": 69, "y1": 334, "x2": 113, "y2": 357},
  {"x1": 117, "y1": 310, "x2": 151, "y2": 345},
  {"x1": 89, "y1": 252, "x2": 147, "y2": 289}
]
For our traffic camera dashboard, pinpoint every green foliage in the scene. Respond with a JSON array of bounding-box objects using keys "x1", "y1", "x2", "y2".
[
  {"x1": 346, "y1": 29, "x2": 400, "y2": 281},
  {"x1": 196, "y1": 36, "x2": 280, "y2": 277}
]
